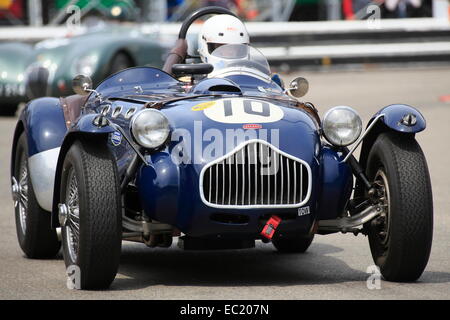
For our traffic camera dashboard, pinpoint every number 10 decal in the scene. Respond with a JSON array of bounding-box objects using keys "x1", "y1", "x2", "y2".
[{"x1": 204, "y1": 98, "x2": 284, "y2": 124}]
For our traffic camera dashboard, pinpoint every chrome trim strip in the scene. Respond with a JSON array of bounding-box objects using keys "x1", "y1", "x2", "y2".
[
  {"x1": 241, "y1": 148, "x2": 245, "y2": 204},
  {"x1": 199, "y1": 139, "x2": 313, "y2": 209},
  {"x1": 267, "y1": 144, "x2": 270, "y2": 205},
  {"x1": 342, "y1": 114, "x2": 385, "y2": 163},
  {"x1": 228, "y1": 157, "x2": 232, "y2": 205},
  {"x1": 274, "y1": 150, "x2": 277, "y2": 204},
  {"x1": 247, "y1": 145, "x2": 251, "y2": 204},
  {"x1": 293, "y1": 161, "x2": 297, "y2": 204},
  {"x1": 280, "y1": 153, "x2": 284, "y2": 203},
  {"x1": 222, "y1": 159, "x2": 225, "y2": 205},
  {"x1": 254, "y1": 143, "x2": 257, "y2": 204},
  {"x1": 28, "y1": 147, "x2": 60, "y2": 212},
  {"x1": 235, "y1": 152, "x2": 238, "y2": 205}
]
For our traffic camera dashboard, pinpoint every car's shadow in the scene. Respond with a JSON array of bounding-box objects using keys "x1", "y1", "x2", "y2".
[{"x1": 111, "y1": 241, "x2": 369, "y2": 291}]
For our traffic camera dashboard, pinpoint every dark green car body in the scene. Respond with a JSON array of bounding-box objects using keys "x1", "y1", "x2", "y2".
[
  {"x1": 28, "y1": 24, "x2": 168, "y2": 97},
  {"x1": 0, "y1": 42, "x2": 33, "y2": 115},
  {"x1": 0, "y1": 24, "x2": 169, "y2": 115}
]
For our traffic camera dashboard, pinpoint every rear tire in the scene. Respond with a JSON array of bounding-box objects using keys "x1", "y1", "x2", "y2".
[
  {"x1": 272, "y1": 235, "x2": 314, "y2": 253},
  {"x1": 365, "y1": 132, "x2": 433, "y2": 282},
  {"x1": 60, "y1": 140, "x2": 122, "y2": 290},
  {"x1": 13, "y1": 133, "x2": 61, "y2": 258}
]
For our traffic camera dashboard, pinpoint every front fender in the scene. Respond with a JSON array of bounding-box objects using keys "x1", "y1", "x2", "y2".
[
  {"x1": 356, "y1": 104, "x2": 426, "y2": 197},
  {"x1": 375, "y1": 104, "x2": 426, "y2": 134},
  {"x1": 50, "y1": 114, "x2": 116, "y2": 228}
]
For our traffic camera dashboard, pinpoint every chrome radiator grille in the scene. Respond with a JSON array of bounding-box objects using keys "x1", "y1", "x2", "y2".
[{"x1": 200, "y1": 140, "x2": 311, "y2": 208}]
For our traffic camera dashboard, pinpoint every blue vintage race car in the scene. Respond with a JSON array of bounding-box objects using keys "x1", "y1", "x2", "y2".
[{"x1": 10, "y1": 7, "x2": 433, "y2": 290}]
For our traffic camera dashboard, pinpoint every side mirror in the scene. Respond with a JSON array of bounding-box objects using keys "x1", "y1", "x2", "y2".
[
  {"x1": 288, "y1": 77, "x2": 309, "y2": 98},
  {"x1": 72, "y1": 75, "x2": 93, "y2": 96}
]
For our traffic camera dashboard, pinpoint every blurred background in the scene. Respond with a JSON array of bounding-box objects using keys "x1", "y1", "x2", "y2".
[
  {"x1": 0, "y1": 0, "x2": 449, "y2": 116},
  {"x1": 1, "y1": 1, "x2": 450, "y2": 299}
]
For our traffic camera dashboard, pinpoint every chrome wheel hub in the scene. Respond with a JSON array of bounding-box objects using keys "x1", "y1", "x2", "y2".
[
  {"x1": 58, "y1": 204, "x2": 69, "y2": 227},
  {"x1": 15, "y1": 154, "x2": 29, "y2": 234},
  {"x1": 11, "y1": 177, "x2": 19, "y2": 206},
  {"x1": 64, "y1": 168, "x2": 80, "y2": 262},
  {"x1": 372, "y1": 169, "x2": 390, "y2": 246}
]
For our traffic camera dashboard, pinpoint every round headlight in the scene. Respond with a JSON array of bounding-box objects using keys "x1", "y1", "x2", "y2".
[
  {"x1": 322, "y1": 106, "x2": 362, "y2": 147},
  {"x1": 131, "y1": 109, "x2": 170, "y2": 149}
]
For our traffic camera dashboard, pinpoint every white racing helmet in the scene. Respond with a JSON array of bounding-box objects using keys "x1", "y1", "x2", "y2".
[{"x1": 198, "y1": 14, "x2": 250, "y2": 65}]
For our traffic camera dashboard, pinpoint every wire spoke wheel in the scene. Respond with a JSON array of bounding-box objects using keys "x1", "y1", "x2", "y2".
[
  {"x1": 13, "y1": 133, "x2": 61, "y2": 258},
  {"x1": 369, "y1": 169, "x2": 391, "y2": 253},
  {"x1": 60, "y1": 139, "x2": 122, "y2": 289}
]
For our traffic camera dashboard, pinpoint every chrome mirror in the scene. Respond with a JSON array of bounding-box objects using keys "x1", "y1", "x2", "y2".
[
  {"x1": 72, "y1": 75, "x2": 93, "y2": 96},
  {"x1": 288, "y1": 77, "x2": 309, "y2": 98}
]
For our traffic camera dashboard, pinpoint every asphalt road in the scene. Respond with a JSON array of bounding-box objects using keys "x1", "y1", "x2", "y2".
[{"x1": 0, "y1": 66, "x2": 449, "y2": 300}]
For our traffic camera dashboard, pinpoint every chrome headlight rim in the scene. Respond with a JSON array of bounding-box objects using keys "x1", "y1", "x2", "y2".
[
  {"x1": 130, "y1": 109, "x2": 171, "y2": 149},
  {"x1": 322, "y1": 106, "x2": 362, "y2": 147}
]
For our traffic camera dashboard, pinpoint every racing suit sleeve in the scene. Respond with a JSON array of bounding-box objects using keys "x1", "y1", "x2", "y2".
[{"x1": 162, "y1": 39, "x2": 188, "y2": 75}]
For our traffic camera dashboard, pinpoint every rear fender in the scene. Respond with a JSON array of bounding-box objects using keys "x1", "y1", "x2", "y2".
[
  {"x1": 10, "y1": 98, "x2": 66, "y2": 212},
  {"x1": 19, "y1": 97, "x2": 66, "y2": 157},
  {"x1": 50, "y1": 114, "x2": 116, "y2": 228}
]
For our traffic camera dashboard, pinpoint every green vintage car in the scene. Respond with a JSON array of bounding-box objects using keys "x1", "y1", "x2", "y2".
[
  {"x1": 25, "y1": 23, "x2": 168, "y2": 101},
  {"x1": 0, "y1": 42, "x2": 33, "y2": 116},
  {"x1": 0, "y1": 23, "x2": 169, "y2": 116}
]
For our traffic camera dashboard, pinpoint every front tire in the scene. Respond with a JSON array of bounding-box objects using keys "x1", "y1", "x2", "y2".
[
  {"x1": 365, "y1": 132, "x2": 433, "y2": 282},
  {"x1": 13, "y1": 133, "x2": 61, "y2": 258},
  {"x1": 60, "y1": 140, "x2": 122, "y2": 290}
]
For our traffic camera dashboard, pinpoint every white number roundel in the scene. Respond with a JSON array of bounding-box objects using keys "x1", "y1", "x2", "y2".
[{"x1": 199, "y1": 98, "x2": 284, "y2": 124}]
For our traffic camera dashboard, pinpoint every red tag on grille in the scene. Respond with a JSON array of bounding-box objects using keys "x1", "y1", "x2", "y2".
[{"x1": 261, "y1": 215, "x2": 282, "y2": 240}]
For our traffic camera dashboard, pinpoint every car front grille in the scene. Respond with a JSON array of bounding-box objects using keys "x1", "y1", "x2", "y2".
[{"x1": 200, "y1": 140, "x2": 311, "y2": 208}]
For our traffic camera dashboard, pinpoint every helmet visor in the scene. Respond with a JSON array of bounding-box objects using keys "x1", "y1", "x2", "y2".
[{"x1": 210, "y1": 44, "x2": 271, "y2": 76}]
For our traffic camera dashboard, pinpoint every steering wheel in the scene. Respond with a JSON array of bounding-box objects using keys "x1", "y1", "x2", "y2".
[{"x1": 178, "y1": 6, "x2": 238, "y2": 40}]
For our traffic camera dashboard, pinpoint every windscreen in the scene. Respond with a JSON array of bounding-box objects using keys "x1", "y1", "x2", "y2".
[{"x1": 210, "y1": 44, "x2": 271, "y2": 76}]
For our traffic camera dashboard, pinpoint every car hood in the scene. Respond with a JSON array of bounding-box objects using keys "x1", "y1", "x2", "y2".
[{"x1": 156, "y1": 96, "x2": 321, "y2": 173}]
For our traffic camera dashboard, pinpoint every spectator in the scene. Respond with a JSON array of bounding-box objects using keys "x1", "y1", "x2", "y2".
[
  {"x1": 167, "y1": 0, "x2": 185, "y2": 20},
  {"x1": 289, "y1": 0, "x2": 320, "y2": 21},
  {"x1": 383, "y1": 0, "x2": 431, "y2": 17}
]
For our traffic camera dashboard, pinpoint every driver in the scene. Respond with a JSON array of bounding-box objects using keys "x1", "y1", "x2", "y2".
[
  {"x1": 162, "y1": 14, "x2": 284, "y2": 88},
  {"x1": 162, "y1": 14, "x2": 249, "y2": 74}
]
